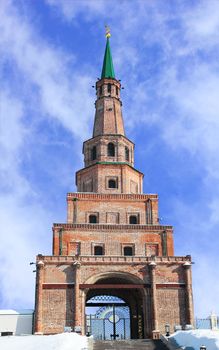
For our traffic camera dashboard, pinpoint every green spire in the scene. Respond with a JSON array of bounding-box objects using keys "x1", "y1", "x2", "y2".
[{"x1": 101, "y1": 37, "x2": 115, "y2": 79}]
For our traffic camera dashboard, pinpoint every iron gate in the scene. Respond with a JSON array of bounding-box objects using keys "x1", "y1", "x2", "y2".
[{"x1": 86, "y1": 296, "x2": 130, "y2": 340}]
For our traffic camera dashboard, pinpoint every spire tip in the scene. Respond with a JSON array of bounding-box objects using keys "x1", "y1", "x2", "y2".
[{"x1": 105, "y1": 25, "x2": 111, "y2": 38}]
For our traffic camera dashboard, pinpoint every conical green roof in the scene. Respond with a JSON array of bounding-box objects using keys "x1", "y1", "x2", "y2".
[{"x1": 101, "y1": 37, "x2": 115, "y2": 79}]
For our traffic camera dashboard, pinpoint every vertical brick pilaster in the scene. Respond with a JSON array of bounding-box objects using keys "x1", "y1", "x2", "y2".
[
  {"x1": 184, "y1": 262, "x2": 194, "y2": 326},
  {"x1": 74, "y1": 261, "x2": 82, "y2": 331},
  {"x1": 149, "y1": 261, "x2": 159, "y2": 335},
  {"x1": 34, "y1": 260, "x2": 44, "y2": 334}
]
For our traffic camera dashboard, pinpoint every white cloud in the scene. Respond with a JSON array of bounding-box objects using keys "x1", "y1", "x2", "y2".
[{"x1": 0, "y1": 1, "x2": 94, "y2": 140}]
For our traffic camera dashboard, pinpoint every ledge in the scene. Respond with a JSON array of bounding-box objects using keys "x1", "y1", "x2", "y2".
[
  {"x1": 67, "y1": 192, "x2": 158, "y2": 200},
  {"x1": 37, "y1": 255, "x2": 191, "y2": 264},
  {"x1": 53, "y1": 223, "x2": 173, "y2": 231}
]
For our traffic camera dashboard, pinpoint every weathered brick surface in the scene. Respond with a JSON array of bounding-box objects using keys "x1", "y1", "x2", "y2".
[{"x1": 34, "y1": 73, "x2": 194, "y2": 338}]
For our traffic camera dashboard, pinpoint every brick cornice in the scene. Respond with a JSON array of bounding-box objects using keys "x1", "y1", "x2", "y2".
[
  {"x1": 53, "y1": 223, "x2": 173, "y2": 231},
  {"x1": 37, "y1": 255, "x2": 191, "y2": 265},
  {"x1": 76, "y1": 161, "x2": 144, "y2": 176},
  {"x1": 67, "y1": 192, "x2": 158, "y2": 201}
]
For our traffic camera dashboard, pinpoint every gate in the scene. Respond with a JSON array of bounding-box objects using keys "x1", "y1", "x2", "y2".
[{"x1": 86, "y1": 296, "x2": 130, "y2": 340}]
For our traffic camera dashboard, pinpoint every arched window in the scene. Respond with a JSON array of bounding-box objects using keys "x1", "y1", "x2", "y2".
[
  {"x1": 116, "y1": 86, "x2": 119, "y2": 95},
  {"x1": 124, "y1": 246, "x2": 133, "y2": 256},
  {"x1": 89, "y1": 215, "x2": 97, "y2": 223},
  {"x1": 91, "y1": 146, "x2": 97, "y2": 160},
  {"x1": 108, "y1": 143, "x2": 115, "y2": 157},
  {"x1": 107, "y1": 83, "x2": 111, "y2": 93},
  {"x1": 94, "y1": 246, "x2": 103, "y2": 255},
  {"x1": 125, "y1": 147, "x2": 129, "y2": 161},
  {"x1": 108, "y1": 179, "x2": 117, "y2": 188},
  {"x1": 129, "y1": 215, "x2": 137, "y2": 224},
  {"x1": 99, "y1": 86, "x2": 103, "y2": 96}
]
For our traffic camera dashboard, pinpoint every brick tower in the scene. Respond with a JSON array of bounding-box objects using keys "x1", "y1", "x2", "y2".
[{"x1": 34, "y1": 31, "x2": 194, "y2": 339}]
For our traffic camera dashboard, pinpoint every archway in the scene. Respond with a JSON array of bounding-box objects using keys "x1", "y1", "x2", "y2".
[{"x1": 84, "y1": 272, "x2": 146, "y2": 339}]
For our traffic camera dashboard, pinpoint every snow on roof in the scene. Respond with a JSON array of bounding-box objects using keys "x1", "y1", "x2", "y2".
[
  {"x1": 0, "y1": 309, "x2": 34, "y2": 315},
  {"x1": 0, "y1": 332, "x2": 90, "y2": 350},
  {"x1": 170, "y1": 329, "x2": 219, "y2": 350}
]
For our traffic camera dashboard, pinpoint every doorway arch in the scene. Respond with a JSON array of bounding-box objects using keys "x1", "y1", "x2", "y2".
[{"x1": 83, "y1": 272, "x2": 147, "y2": 339}]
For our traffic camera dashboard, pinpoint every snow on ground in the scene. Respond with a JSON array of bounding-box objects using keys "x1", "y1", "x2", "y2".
[
  {"x1": 170, "y1": 329, "x2": 219, "y2": 350},
  {"x1": 0, "y1": 332, "x2": 91, "y2": 350}
]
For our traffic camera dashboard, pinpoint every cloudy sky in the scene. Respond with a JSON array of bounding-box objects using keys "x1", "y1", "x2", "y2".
[{"x1": 1, "y1": 0, "x2": 219, "y2": 318}]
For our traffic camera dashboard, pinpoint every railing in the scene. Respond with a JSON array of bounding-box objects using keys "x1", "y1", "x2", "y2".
[{"x1": 195, "y1": 317, "x2": 219, "y2": 330}]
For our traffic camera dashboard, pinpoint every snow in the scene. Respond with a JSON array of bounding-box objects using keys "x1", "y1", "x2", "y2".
[
  {"x1": 0, "y1": 332, "x2": 92, "y2": 350},
  {"x1": 170, "y1": 329, "x2": 219, "y2": 349},
  {"x1": 0, "y1": 309, "x2": 34, "y2": 315}
]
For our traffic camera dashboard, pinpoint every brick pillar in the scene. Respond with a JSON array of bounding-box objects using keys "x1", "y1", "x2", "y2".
[
  {"x1": 149, "y1": 261, "x2": 160, "y2": 339},
  {"x1": 34, "y1": 260, "x2": 44, "y2": 334},
  {"x1": 183, "y1": 262, "x2": 194, "y2": 326},
  {"x1": 74, "y1": 261, "x2": 82, "y2": 333}
]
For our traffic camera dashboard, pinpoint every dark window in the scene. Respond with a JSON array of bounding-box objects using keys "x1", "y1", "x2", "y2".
[
  {"x1": 107, "y1": 83, "x2": 111, "y2": 93},
  {"x1": 91, "y1": 146, "x2": 97, "y2": 160},
  {"x1": 124, "y1": 246, "x2": 133, "y2": 256},
  {"x1": 108, "y1": 143, "x2": 115, "y2": 156},
  {"x1": 129, "y1": 215, "x2": 137, "y2": 224},
  {"x1": 1, "y1": 332, "x2": 13, "y2": 336},
  {"x1": 108, "y1": 179, "x2": 117, "y2": 188},
  {"x1": 116, "y1": 86, "x2": 119, "y2": 95},
  {"x1": 99, "y1": 86, "x2": 103, "y2": 95},
  {"x1": 89, "y1": 215, "x2": 97, "y2": 223},
  {"x1": 125, "y1": 147, "x2": 129, "y2": 161},
  {"x1": 94, "y1": 246, "x2": 103, "y2": 255}
]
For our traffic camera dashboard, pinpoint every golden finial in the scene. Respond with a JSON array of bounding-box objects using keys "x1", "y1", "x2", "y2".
[{"x1": 105, "y1": 25, "x2": 111, "y2": 38}]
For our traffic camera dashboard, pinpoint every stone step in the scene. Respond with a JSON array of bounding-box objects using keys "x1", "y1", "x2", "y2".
[{"x1": 93, "y1": 339, "x2": 170, "y2": 350}]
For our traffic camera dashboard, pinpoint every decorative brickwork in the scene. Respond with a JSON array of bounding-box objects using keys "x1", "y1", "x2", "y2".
[{"x1": 34, "y1": 36, "x2": 194, "y2": 338}]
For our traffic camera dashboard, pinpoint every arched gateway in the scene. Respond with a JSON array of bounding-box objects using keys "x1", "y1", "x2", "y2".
[
  {"x1": 84, "y1": 272, "x2": 146, "y2": 339},
  {"x1": 34, "y1": 31, "x2": 194, "y2": 339}
]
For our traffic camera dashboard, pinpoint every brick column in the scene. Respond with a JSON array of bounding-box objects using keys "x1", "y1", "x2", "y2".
[
  {"x1": 74, "y1": 261, "x2": 82, "y2": 333},
  {"x1": 183, "y1": 262, "x2": 194, "y2": 326},
  {"x1": 34, "y1": 260, "x2": 44, "y2": 334},
  {"x1": 149, "y1": 261, "x2": 160, "y2": 339}
]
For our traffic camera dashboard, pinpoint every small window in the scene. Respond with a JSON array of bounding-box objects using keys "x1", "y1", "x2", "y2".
[
  {"x1": 94, "y1": 246, "x2": 103, "y2": 255},
  {"x1": 129, "y1": 215, "x2": 137, "y2": 224},
  {"x1": 91, "y1": 146, "x2": 97, "y2": 160},
  {"x1": 99, "y1": 86, "x2": 103, "y2": 95},
  {"x1": 125, "y1": 147, "x2": 129, "y2": 161},
  {"x1": 116, "y1": 86, "x2": 119, "y2": 95},
  {"x1": 107, "y1": 83, "x2": 111, "y2": 93},
  {"x1": 108, "y1": 179, "x2": 117, "y2": 188},
  {"x1": 108, "y1": 143, "x2": 115, "y2": 157},
  {"x1": 89, "y1": 215, "x2": 97, "y2": 223},
  {"x1": 124, "y1": 246, "x2": 133, "y2": 256}
]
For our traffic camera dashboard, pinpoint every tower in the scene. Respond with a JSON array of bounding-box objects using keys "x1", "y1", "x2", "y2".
[{"x1": 34, "y1": 32, "x2": 194, "y2": 339}]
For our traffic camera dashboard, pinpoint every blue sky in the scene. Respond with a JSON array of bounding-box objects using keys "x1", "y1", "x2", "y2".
[{"x1": 1, "y1": 0, "x2": 219, "y2": 318}]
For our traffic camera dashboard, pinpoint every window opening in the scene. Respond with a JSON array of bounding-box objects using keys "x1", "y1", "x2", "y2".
[
  {"x1": 129, "y1": 215, "x2": 137, "y2": 224},
  {"x1": 91, "y1": 146, "x2": 97, "y2": 160},
  {"x1": 99, "y1": 86, "x2": 103, "y2": 95},
  {"x1": 125, "y1": 147, "x2": 129, "y2": 161},
  {"x1": 116, "y1": 86, "x2": 119, "y2": 95},
  {"x1": 107, "y1": 83, "x2": 111, "y2": 93},
  {"x1": 108, "y1": 143, "x2": 115, "y2": 157},
  {"x1": 89, "y1": 215, "x2": 97, "y2": 223},
  {"x1": 94, "y1": 245, "x2": 103, "y2": 255},
  {"x1": 108, "y1": 179, "x2": 117, "y2": 188},
  {"x1": 124, "y1": 246, "x2": 133, "y2": 256}
]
